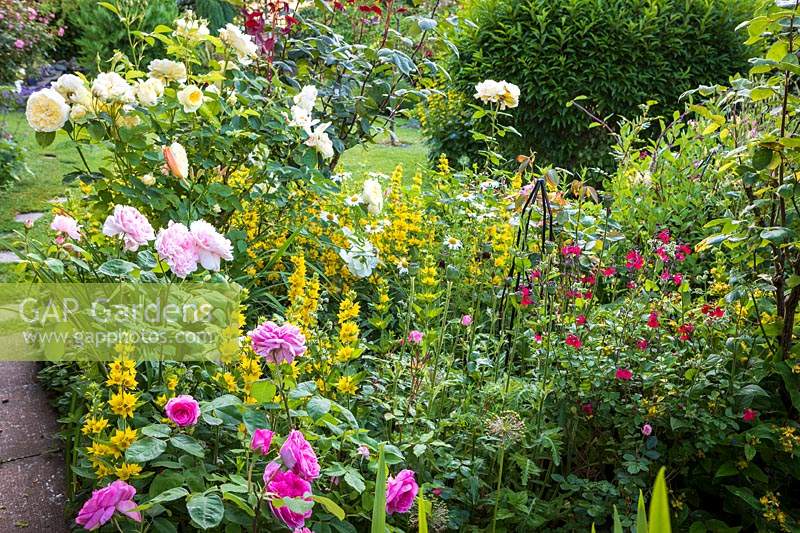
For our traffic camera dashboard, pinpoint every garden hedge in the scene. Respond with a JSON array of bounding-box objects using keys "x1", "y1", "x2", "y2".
[{"x1": 428, "y1": 0, "x2": 753, "y2": 169}]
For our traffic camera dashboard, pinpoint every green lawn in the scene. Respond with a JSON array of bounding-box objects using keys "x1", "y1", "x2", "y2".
[{"x1": 339, "y1": 124, "x2": 428, "y2": 177}]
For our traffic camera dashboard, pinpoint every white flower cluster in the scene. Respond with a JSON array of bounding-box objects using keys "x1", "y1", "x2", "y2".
[
  {"x1": 288, "y1": 85, "x2": 335, "y2": 160},
  {"x1": 25, "y1": 17, "x2": 256, "y2": 133},
  {"x1": 473, "y1": 79, "x2": 521, "y2": 110}
]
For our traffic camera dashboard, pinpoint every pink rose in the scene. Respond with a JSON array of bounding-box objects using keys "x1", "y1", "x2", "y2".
[
  {"x1": 155, "y1": 222, "x2": 199, "y2": 278},
  {"x1": 263, "y1": 461, "x2": 281, "y2": 485},
  {"x1": 641, "y1": 423, "x2": 653, "y2": 436},
  {"x1": 268, "y1": 470, "x2": 313, "y2": 529},
  {"x1": 251, "y1": 429, "x2": 274, "y2": 455},
  {"x1": 75, "y1": 480, "x2": 141, "y2": 530},
  {"x1": 385, "y1": 469, "x2": 418, "y2": 515},
  {"x1": 190, "y1": 220, "x2": 233, "y2": 271},
  {"x1": 51, "y1": 214, "x2": 81, "y2": 241},
  {"x1": 250, "y1": 321, "x2": 307, "y2": 364},
  {"x1": 460, "y1": 314, "x2": 472, "y2": 326},
  {"x1": 280, "y1": 429, "x2": 320, "y2": 481},
  {"x1": 165, "y1": 394, "x2": 200, "y2": 427},
  {"x1": 102, "y1": 205, "x2": 155, "y2": 251},
  {"x1": 14, "y1": 39, "x2": 24, "y2": 48}
]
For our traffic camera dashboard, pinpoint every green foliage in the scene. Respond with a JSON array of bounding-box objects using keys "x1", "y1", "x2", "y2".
[
  {"x1": 371, "y1": 444, "x2": 387, "y2": 533},
  {"x1": 194, "y1": 0, "x2": 237, "y2": 32},
  {"x1": 425, "y1": 0, "x2": 753, "y2": 169},
  {"x1": 0, "y1": 130, "x2": 28, "y2": 188},
  {"x1": 68, "y1": 0, "x2": 178, "y2": 71}
]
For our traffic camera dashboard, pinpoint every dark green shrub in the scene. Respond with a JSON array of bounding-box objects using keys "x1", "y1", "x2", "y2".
[
  {"x1": 426, "y1": 0, "x2": 753, "y2": 169},
  {"x1": 68, "y1": 0, "x2": 178, "y2": 71},
  {"x1": 194, "y1": 0, "x2": 236, "y2": 32}
]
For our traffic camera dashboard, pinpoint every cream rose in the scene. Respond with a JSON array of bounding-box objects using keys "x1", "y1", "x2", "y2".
[
  {"x1": 25, "y1": 88, "x2": 70, "y2": 132},
  {"x1": 51, "y1": 74, "x2": 91, "y2": 106},
  {"x1": 177, "y1": 85, "x2": 204, "y2": 113},
  {"x1": 293, "y1": 85, "x2": 317, "y2": 112},
  {"x1": 218, "y1": 24, "x2": 258, "y2": 65},
  {"x1": 135, "y1": 77, "x2": 164, "y2": 107},
  {"x1": 361, "y1": 178, "x2": 384, "y2": 215},
  {"x1": 148, "y1": 59, "x2": 188, "y2": 83},
  {"x1": 92, "y1": 72, "x2": 135, "y2": 104},
  {"x1": 304, "y1": 122, "x2": 334, "y2": 159}
]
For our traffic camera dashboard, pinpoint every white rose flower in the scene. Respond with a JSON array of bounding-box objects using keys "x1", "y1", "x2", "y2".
[
  {"x1": 135, "y1": 77, "x2": 164, "y2": 107},
  {"x1": 497, "y1": 80, "x2": 520, "y2": 110},
  {"x1": 218, "y1": 24, "x2": 258, "y2": 65},
  {"x1": 304, "y1": 122, "x2": 334, "y2": 159},
  {"x1": 148, "y1": 59, "x2": 188, "y2": 83},
  {"x1": 293, "y1": 85, "x2": 317, "y2": 112},
  {"x1": 474, "y1": 79, "x2": 502, "y2": 104},
  {"x1": 92, "y1": 72, "x2": 135, "y2": 103},
  {"x1": 69, "y1": 104, "x2": 88, "y2": 122},
  {"x1": 141, "y1": 173, "x2": 156, "y2": 186},
  {"x1": 177, "y1": 85, "x2": 204, "y2": 113},
  {"x1": 289, "y1": 104, "x2": 315, "y2": 130},
  {"x1": 25, "y1": 88, "x2": 70, "y2": 132},
  {"x1": 361, "y1": 178, "x2": 383, "y2": 215},
  {"x1": 51, "y1": 74, "x2": 91, "y2": 106},
  {"x1": 163, "y1": 141, "x2": 189, "y2": 180}
]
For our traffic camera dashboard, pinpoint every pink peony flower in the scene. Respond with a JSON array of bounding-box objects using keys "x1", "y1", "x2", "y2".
[
  {"x1": 155, "y1": 222, "x2": 199, "y2": 278},
  {"x1": 250, "y1": 321, "x2": 307, "y2": 364},
  {"x1": 407, "y1": 330, "x2": 424, "y2": 344},
  {"x1": 280, "y1": 429, "x2": 320, "y2": 481},
  {"x1": 615, "y1": 368, "x2": 633, "y2": 381},
  {"x1": 75, "y1": 480, "x2": 141, "y2": 530},
  {"x1": 165, "y1": 394, "x2": 200, "y2": 427},
  {"x1": 251, "y1": 429, "x2": 274, "y2": 455},
  {"x1": 742, "y1": 408, "x2": 758, "y2": 423},
  {"x1": 385, "y1": 469, "x2": 418, "y2": 515},
  {"x1": 641, "y1": 423, "x2": 653, "y2": 436},
  {"x1": 460, "y1": 314, "x2": 473, "y2": 326},
  {"x1": 102, "y1": 205, "x2": 155, "y2": 251},
  {"x1": 190, "y1": 220, "x2": 233, "y2": 271},
  {"x1": 51, "y1": 214, "x2": 81, "y2": 241},
  {"x1": 268, "y1": 470, "x2": 313, "y2": 529}
]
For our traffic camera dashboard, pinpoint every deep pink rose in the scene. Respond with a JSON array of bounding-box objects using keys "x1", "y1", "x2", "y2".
[
  {"x1": 165, "y1": 394, "x2": 200, "y2": 427},
  {"x1": 263, "y1": 461, "x2": 281, "y2": 485},
  {"x1": 251, "y1": 429, "x2": 274, "y2": 455},
  {"x1": 250, "y1": 321, "x2": 307, "y2": 364},
  {"x1": 280, "y1": 430, "x2": 320, "y2": 481},
  {"x1": 385, "y1": 469, "x2": 418, "y2": 515},
  {"x1": 75, "y1": 480, "x2": 141, "y2": 530},
  {"x1": 268, "y1": 470, "x2": 313, "y2": 529},
  {"x1": 615, "y1": 368, "x2": 633, "y2": 381}
]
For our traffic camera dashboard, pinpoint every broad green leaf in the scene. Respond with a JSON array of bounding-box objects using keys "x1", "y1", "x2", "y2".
[
  {"x1": 649, "y1": 467, "x2": 671, "y2": 533},
  {"x1": 125, "y1": 437, "x2": 167, "y2": 463},
  {"x1": 313, "y1": 494, "x2": 346, "y2": 521},
  {"x1": 136, "y1": 487, "x2": 189, "y2": 511},
  {"x1": 98, "y1": 259, "x2": 138, "y2": 277},
  {"x1": 171, "y1": 435, "x2": 205, "y2": 458},
  {"x1": 35, "y1": 131, "x2": 56, "y2": 148},
  {"x1": 250, "y1": 380, "x2": 277, "y2": 403},
  {"x1": 186, "y1": 494, "x2": 224, "y2": 529},
  {"x1": 307, "y1": 396, "x2": 332, "y2": 420}
]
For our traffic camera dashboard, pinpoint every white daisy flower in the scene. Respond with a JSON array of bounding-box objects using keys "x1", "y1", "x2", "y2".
[
  {"x1": 319, "y1": 210, "x2": 339, "y2": 224},
  {"x1": 345, "y1": 194, "x2": 361, "y2": 207},
  {"x1": 444, "y1": 236, "x2": 462, "y2": 250},
  {"x1": 396, "y1": 258, "x2": 409, "y2": 275}
]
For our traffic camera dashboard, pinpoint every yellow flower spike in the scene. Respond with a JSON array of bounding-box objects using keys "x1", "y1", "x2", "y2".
[
  {"x1": 109, "y1": 427, "x2": 138, "y2": 451},
  {"x1": 336, "y1": 375, "x2": 357, "y2": 395},
  {"x1": 115, "y1": 463, "x2": 142, "y2": 481},
  {"x1": 108, "y1": 390, "x2": 137, "y2": 419},
  {"x1": 81, "y1": 417, "x2": 109, "y2": 435}
]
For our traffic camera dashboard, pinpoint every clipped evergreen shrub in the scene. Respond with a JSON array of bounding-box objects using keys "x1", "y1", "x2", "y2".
[{"x1": 427, "y1": 0, "x2": 753, "y2": 169}]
